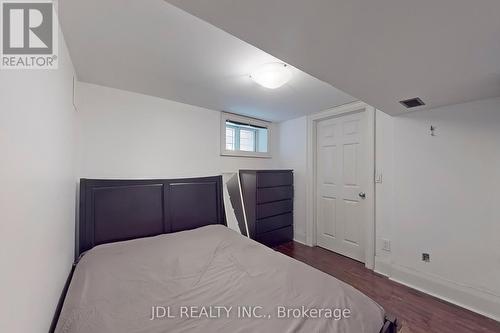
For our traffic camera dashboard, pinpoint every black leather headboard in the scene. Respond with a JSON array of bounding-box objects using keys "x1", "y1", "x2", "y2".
[{"x1": 77, "y1": 176, "x2": 226, "y2": 259}]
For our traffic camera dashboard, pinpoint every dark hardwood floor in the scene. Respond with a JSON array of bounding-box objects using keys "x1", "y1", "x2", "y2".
[{"x1": 274, "y1": 241, "x2": 500, "y2": 333}]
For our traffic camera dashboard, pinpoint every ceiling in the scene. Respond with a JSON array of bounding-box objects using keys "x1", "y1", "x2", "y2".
[
  {"x1": 59, "y1": 0, "x2": 355, "y2": 122},
  {"x1": 167, "y1": 0, "x2": 500, "y2": 115}
]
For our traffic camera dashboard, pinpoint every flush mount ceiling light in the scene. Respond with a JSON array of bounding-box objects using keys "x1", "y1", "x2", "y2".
[{"x1": 250, "y1": 62, "x2": 292, "y2": 89}]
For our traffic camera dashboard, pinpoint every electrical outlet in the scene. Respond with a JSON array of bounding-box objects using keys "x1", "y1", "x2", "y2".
[
  {"x1": 422, "y1": 253, "x2": 430, "y2": 262},
  {"x1": 382, "y1": 239, "x2": 391, "y2": 252}
]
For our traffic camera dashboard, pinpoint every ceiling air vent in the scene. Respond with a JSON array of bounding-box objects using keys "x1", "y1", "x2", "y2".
[{"x1": 400, "y1": 97, "x2": 425, "y2": 109}]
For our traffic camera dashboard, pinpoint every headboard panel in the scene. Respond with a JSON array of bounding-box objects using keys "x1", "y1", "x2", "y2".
[{"x1": 78, "y1": 176, "x2": 225, "y2": 259}]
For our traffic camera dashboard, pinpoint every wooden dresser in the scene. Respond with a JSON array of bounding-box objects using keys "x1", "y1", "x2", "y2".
[{"x1": 239, "y1": 170, "x2": 293, "y2": 246}]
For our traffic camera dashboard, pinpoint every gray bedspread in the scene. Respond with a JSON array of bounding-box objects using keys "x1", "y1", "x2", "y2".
[{"x1": 56, "y1": 225, "x2": 384, "y2": 332}]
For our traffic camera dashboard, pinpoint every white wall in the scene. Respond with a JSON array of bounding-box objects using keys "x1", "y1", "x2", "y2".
[
  {"x1": 0, "y1": 30, "x2": 77, "y2": 332},
  {"x1": 376, "y1": 97, "x2": 500, "y2": 320},
  {"x1": 76, "y1": 82, "x2": 278, "y2": 179},
  {"x1": 278, "y1": 116, "x2": 308, "y2": 243}
]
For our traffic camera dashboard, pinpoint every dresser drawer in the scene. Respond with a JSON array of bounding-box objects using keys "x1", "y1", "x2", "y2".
[
  {"x1": 256, "y1": 226, "x2": 293, "y2": 247},
  {"x1": 256, "y1": 212, "x2": 292, "y2": 234},
  {"x1": 256, "y1": 172, "x2": 293, "y2": 188},
  {"x1": 256, "y1": 186, "x2": 293, "y2": 204},
  {"x1": 256, "y1": 199, "x2": 293, "y2": 219}
]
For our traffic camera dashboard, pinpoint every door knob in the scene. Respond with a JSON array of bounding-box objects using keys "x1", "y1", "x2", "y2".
[{"x1": 359, "y1": 192, "x2": 366, "y2": 199}]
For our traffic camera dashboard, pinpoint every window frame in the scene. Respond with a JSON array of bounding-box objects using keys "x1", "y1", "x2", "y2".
[
  {"x1": 226, "y1": 124, "x2": 258, "y2": 152},
  {"x1": 220, "y1": 112, "x2": 271, "y2": 158},
  {"x1": 225, "y1": 126, "x2": 236, "y2": 151}
]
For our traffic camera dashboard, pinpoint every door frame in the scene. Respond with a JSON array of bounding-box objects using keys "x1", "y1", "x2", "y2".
[{"x1": 305, "y1": 101, "x2": 376, "y2": 269}]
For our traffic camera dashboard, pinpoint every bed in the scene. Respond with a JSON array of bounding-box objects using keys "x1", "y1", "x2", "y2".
[{"x1": 53, "y1": 176, "x2": 397, "y2": 333}]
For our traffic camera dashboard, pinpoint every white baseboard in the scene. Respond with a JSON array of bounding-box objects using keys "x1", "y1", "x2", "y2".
[{"x1": 390, "y1": 263, "x2": 500, "y2": 322}]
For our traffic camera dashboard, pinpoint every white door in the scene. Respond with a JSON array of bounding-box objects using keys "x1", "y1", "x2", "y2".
[{"x1": 315, "y1": 111, "x2": 367, "y2": 262}]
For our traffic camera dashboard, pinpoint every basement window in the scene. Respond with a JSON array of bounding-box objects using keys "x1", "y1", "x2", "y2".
[{"x1": 221, "y1": 112, "x2": 271, "y2": 158}]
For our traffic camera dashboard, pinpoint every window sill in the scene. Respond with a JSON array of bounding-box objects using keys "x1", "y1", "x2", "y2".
[{"x1": 221, "y1": 150, "x2": 271, "y2": 159}]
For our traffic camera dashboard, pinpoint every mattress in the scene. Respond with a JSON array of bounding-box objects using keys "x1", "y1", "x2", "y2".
[{"x1": 56, "y1": 225, "x2": 385, "y2": 332}]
